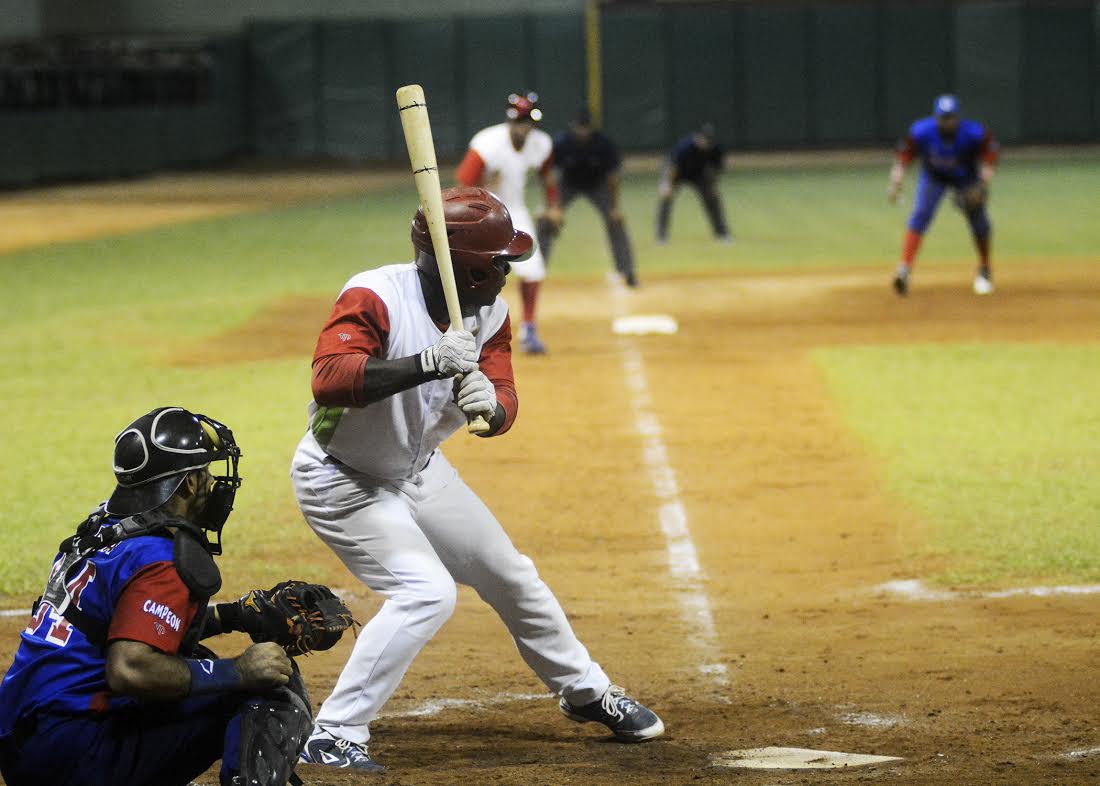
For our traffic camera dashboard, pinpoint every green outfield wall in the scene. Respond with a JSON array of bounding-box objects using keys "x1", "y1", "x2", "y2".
[{"x1": 2, "y1": 1, "x2": 1098, "y2": 186}]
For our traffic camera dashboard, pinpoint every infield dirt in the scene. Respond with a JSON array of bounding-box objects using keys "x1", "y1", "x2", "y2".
[{"x1": 2, "y1": 174, "x2": 1098, "y2": 785}]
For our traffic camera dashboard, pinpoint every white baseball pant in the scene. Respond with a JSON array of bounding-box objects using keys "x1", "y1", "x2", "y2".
[
  {"x1": 504, "y1": 204, "x2": 547, "y2": 282},
  {"x1": 290, "y1": 434, "x2": 610, "y2": 744}
]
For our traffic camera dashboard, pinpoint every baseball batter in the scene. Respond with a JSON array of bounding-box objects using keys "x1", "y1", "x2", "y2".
[
  {"x1": 455, "y1": 91, "x2": 561, "y2": 354},
  {"x1": 291, "y1": 187, "x2": 663, "y2": 772},
  {"x1": 888, "y1": 94, "x2": 999, "y2": 295}
]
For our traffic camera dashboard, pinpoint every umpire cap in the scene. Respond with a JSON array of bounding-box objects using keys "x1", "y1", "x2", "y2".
[{"x1": 106, "y1": 407, "x2": 230, "y2": 516}]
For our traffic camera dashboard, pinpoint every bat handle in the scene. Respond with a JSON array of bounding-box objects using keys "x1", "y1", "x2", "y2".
[
  {"x1": 461, "y1": 321, "x2": 489, "y2": 434},
  {"x1": 467, "y1": 415, "x2": 491, "y2": 435}
]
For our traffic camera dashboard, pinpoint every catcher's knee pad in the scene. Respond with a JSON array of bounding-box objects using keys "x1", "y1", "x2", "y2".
[{"x1": 237, "y1": 669, "x2": 312, "y2": 786}]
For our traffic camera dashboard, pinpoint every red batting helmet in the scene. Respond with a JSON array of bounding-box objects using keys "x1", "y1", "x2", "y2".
[
  {"x1": 411, "y1": 187, "x2": 534, "y2": 307},
  {"x1": 506, "y1": 91, "x2": 542, "y2": 122}
]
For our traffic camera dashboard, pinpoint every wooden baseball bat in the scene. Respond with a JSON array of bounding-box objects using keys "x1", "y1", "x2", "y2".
[{"x1": 396, "y1": 83, "x2": 490, "y2": 435}]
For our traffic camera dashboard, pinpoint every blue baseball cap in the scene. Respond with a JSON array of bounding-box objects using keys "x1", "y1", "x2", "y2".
[{"x1": 934, "y1": 94, "x2": 959, "y2": 116}]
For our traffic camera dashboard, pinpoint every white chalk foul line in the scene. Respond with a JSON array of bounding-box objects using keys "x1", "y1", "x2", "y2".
[
  {"x1": 874, "y1": 579, "x2": 1100, "y2": 602},
  {"x1": 381, "y1": 692, "x2": 552, "y2": 719},
  {"x1": 609, "y1": 280, "x2": 726, "y2": 688}
]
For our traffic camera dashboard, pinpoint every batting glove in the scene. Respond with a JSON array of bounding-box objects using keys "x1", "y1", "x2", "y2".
[
  {"x1": 420, "y1": 329, "x2": 478, "y2": 378},
  {"x1": 454, "y1": 370, "x2": 497, "y2": 419}
]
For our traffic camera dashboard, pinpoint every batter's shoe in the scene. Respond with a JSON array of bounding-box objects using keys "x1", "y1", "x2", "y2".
[
  {"x1": 893, "y1": 264, "x2": 910, "y2": 296},
  {"x1": 520, "y1": 323, "x2": 548, "y2": 354},
  {"x1": 973, "y1": 269, "x2": 994, "y2": 295},
  {"x1": 299, "y1": 728, "x2": 385, "y2": 773},
  {"x1": 559, "y1": 685, "x2": 665, "y2": 742}
]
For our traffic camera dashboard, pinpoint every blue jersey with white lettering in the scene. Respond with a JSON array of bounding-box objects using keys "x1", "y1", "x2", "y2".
[
  {"x1": 904, "y1": 116, "x2": 994, "y2": 183},
  {"x1": 0, "y1": 517, "x2": 196, "y2": 738}
]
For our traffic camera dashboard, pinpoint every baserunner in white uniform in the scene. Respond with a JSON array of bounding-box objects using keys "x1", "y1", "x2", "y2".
[
  {"x1": 292, "y1": 187, "x2": 664, "y2": 773},
  {"x1": 456, "y1": 92, "x2": 561, "y2": 354}
]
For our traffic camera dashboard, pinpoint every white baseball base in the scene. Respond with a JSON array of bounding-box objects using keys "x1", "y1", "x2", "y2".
[
  {"x1": 611, "y1": 314, "x2": 678, "y2": 336},
  {"x1": 710, "y1": 746, "x2": 903, "y2": 770}
]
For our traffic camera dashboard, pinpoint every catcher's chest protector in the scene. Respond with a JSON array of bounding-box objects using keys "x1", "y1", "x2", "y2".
[
  {"x1": 40, "y1": 513, "x2": 221, "y2": 652},
  {"x1": 174, "y1": 528, "x2": 222, "y2": 653}
]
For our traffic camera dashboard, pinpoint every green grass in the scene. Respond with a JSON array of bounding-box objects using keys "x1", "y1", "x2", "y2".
[
  {"x1": 815, "y1": 344, "x2": 1100, "y2": 585},
  {"x1": 2, "y1": 150, "x2": 1099, "y2": 596}
]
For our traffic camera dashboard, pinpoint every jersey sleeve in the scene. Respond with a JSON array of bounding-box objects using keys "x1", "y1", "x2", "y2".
[
  {"x1": 671, "y1": 138, "x2": 690, "y2": 166},
  {"x1": 314, "y1": 287, "x2": 390, "y2": 360},
  {"x1": 107, "y1": 561, "x2": 200, "y2": 654},
  {"x1": 456, "y1": 149, "x2": 486, "y2": 187},
  {"x1": 895, "y1": 134, "x2": 918, "y2": 165},
  {"x1": 604, "y1": 136, "x2": 623, "y2": 172},
  {"x1": 312, "y1": 287, "x2": 391, "y2": 407},
  {"x1": 979, "y1": 130, "x2": 1000, "y2": 165},
  {"x1": 478, "y1": 315, "x2": 518, "y2": 435}
]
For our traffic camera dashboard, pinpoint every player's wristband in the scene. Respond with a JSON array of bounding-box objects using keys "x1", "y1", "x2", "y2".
[
  {"x1": 186, "y1": 657, "x2": 242, "y2": 695},
  {"x1": 417, "y1": 348, "x2": 445, "y2": 380},
  {"x1": 212, "y1": 601, "x2": 243, "y2": 635}
]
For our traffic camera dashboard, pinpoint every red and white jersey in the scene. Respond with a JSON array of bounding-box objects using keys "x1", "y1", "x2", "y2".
[
  {"x1": 465, "y1": 123, "x2": 553, "y2": 211},
  {"x1": 304, "y1": 263, "x2": 516, "y2": 482}
]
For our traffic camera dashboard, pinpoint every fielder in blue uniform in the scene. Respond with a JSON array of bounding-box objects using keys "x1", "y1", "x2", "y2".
[
  {"x1": 887, "y1": 94, "x2": 1000, "y2": 295},
  {"x1": 0, "y1": 407, "x2": 313, "y2": 786}
]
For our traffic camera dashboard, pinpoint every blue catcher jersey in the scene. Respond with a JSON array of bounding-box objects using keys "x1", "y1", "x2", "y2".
[
  {"x1": 906, "y1": 116, "x2": 993, "y2": 183},
  {"x1": 0, "y1": 516, "x2": 200, "y2": 739}
]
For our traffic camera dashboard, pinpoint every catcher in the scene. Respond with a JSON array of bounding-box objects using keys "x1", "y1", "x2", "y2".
[{"x1": 0, "y1": 407, "x2": 355, "y2": 786}]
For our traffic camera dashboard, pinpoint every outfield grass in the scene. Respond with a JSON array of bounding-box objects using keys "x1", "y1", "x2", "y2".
[
  {"x1": 816, "y1": 344, "x2": 1100, "y2": 585},
  {"x1": 568, "y1": 150, "x2": 1100, "y2": 274},
  {"x1": 2, "y1": 151, "x2": 1099, "y2": 596}
]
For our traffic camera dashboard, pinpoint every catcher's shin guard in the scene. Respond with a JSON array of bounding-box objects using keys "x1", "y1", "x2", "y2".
[{"x1": 237, "y1": 667, "x2": 312, "y2": 786}]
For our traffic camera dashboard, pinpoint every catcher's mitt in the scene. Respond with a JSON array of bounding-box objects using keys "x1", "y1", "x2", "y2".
[
  {"x1": 954, "y1": 181, "x2": 989, "y2": 212},
  {"x1": 235, "y1": 580, "x2": 356, "y2": 656}
]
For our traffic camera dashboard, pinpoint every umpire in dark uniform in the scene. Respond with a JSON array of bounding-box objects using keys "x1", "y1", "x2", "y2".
[
  {"x1": 657, "y1": 123, "x2": 731, "y2": 242},
  {"x1": 537, "y1": 107, "x2": 638, "y2": 287}
]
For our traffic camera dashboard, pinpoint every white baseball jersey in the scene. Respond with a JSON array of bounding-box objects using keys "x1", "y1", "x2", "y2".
[
  {"x1": 468, "y1": 123, "x2": 553, "y2": 213},
  {"x1": 290, "y1": 257, "x2": 614, "y2": 747},
  {"x1": 305, "y1": 263, "x2": 509, "y2": 482},
  {"x1": 465, "y1": 124, "x2": 552, "y2": 282}
]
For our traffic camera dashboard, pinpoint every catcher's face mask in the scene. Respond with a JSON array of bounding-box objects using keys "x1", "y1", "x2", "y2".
[{"x1": 192, "y1": 414, "x2": 242, "y2": 555}]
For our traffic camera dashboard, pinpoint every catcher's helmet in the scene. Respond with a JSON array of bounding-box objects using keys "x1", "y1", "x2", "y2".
[
  {"x1": 411, "y1": 187, "x2": 534, "y2": 307},
  {"x1": 506, "y1": 91, "x2": 542, "y2": 122},
  {"x1": 106, "y1": 407, "x2": 241, "y2": 524}
]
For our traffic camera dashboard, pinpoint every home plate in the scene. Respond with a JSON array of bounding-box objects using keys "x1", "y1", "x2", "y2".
[
  {"x1": 711, "y1": 747, "x2": 903, "y2": 770},
  {"x1": 611, "y1": 314, "x2": 678, "y2": 335}
]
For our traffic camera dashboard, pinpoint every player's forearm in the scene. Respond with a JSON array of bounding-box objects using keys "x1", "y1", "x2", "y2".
[
  {"x1": 313, "y1": 353, "x2": 436, "y2": 407},
  {"x1": 889, "y1": 160, "x2": 907, "y2": 187},
  {"x1": 607, "y1": 172, "x2": 621, "y2": 206},
  {"x1": 199, "y1": 602, "x2": 246, "y2": 639},
  {"x1": 106, "y1": 640, "x2": 192, "y2": 700},
  {"x1": 362, "y1": 356, "x2": 438, "y2": 405},
  {"x1": 979, "y1": 162, "x2": 995, "y2": 184}
]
